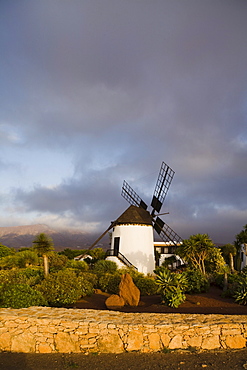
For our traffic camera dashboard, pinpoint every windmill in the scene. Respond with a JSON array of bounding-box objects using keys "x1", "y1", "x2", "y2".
[{"x1": 91, "y1": 162, "x2": 182, "y2": 274}]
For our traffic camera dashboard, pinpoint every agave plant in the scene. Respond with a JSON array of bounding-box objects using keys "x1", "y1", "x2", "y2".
[
  {"x1": 163, "y1": 288, "x2": 186, "y2": 308},
  {"x1": 155, "y1": 268, "x2": 188, "y2": 308},
  {"x1": 155, "y1": 268, "x2": 174, "y2": 290},
  {"x1": 234, "y1": 280, "x2": 247, "y2": 305}
]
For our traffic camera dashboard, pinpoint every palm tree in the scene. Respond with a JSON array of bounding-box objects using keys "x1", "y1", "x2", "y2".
[
  {"x1": 177, "y1": 234, "x2": 214, "y2": 275},
  {"x1": 33, "y1": 233, "x2": 54, "y2": 277}
]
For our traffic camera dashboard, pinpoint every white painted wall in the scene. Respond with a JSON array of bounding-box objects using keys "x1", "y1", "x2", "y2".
[{"x1": 111, "y1": 224, "x2": 155, "y2": 275}]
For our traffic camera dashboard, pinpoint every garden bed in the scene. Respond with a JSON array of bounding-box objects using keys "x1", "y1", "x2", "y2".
[{"x1": 71, "y1": 285, "x2": 247, "y2": 315}]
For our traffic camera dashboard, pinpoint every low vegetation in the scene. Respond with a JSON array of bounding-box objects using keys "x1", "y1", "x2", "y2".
[
  {"x1": 0, "y1": 283, "x2": 47, "y2": 308},
  {"x1": 155, "y1": 267, "x2": 188, "y2": 308},
  {"x1": 0, "y1": 225, "x2": 246, "y2": 309}
]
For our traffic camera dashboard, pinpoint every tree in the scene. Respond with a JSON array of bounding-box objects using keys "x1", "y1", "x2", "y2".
[
  {"x1": 220, "y1": 244, "x2": 237, "y2": 272},
  {"x1": 235, "y1": 224, "x2": 247, "y2": 248},
  {"x1": 32, "y1": 233, "x2": 54, "y2": 277},
  {"x1": 89, "y1": 247, "x2": 106, "y2": 261},
  {"x1": 59, "y1": 248, "x2": 84, "y2": 260},
  {"x1": 204, "y1": 246, "x2": 226, "y2": 274},
  {"x1": 162, "y1": 255, "x2": 177, "y2": 270},
  {"x1": 234, "y1": 225, "x2": 247, "y2": 271},
  {"x1": 176, "y1": 234, "x2": 215, "y2": 275}
]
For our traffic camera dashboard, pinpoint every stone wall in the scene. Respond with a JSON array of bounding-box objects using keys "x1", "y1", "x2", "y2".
[{"x1": 0, "y1": 307, "x2": 246, "y2": 353}]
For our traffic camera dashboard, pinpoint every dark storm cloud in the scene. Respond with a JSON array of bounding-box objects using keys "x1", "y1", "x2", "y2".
[
  {"x1": 14, "y1": 166, "x2": 125, "y2": 223},
  {"x1": 1, "y1": 0, "x2": 247, "y2": 243}
]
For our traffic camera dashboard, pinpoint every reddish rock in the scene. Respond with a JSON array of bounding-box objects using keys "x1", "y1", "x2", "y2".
[
  {"x1": 105, "y1": 294, "x2": 125, "y2": 310},
  {"x1": 119, "y1": 273, "x2": 140, "y2": 306}
]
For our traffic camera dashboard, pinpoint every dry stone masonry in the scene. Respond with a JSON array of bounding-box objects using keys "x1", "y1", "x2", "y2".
[{"x1": 0, "y1": 307, "x2": 246, "y2": 353}]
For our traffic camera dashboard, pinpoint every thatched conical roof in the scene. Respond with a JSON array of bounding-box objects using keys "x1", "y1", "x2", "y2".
[{"x1": 115, "y1": 205, "x2": 152, "y2": 226}]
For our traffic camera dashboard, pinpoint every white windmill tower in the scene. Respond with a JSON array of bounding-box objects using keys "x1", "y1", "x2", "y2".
[
  {"x1": 90, "y1": 162, "x2": 182, "y2": 274},
  {"x1": 107, "y1": 204, "x2": 155, "y2": 274}
]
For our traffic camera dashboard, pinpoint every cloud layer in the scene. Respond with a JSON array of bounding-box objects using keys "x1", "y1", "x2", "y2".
[{"x1": 0, "y1": 0, "x2": 247, "y2": 243}]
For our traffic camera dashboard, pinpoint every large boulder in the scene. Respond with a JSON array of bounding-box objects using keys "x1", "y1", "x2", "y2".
[
  {"x1": 105, "y1": 294, "x2": 125, "y2": 310},
  {"x1": 119, "y1": 273, "x2": 140, "y2": 306}
]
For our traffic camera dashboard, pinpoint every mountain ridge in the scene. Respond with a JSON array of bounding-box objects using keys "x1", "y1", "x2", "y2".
[{"x1": 0, "y1": 224, "x2": 108, "y2": 250}]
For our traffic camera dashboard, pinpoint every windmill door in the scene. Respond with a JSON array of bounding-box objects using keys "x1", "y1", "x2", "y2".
[{"x1": 113, "y1": 237, "x2": 120, "y2": 256}]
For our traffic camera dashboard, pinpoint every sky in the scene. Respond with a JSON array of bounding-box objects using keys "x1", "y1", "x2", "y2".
[{"x1": 0, "y1": 0, "x2": 246, "y2": 245}]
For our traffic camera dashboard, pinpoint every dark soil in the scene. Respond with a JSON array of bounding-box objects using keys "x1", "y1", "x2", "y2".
[
  {"x1": 71, "y1": 285, "x2": 247, "y2": 315},
  {"x1": 1, "y1": 349, "x2": 247, "y2": 369}
]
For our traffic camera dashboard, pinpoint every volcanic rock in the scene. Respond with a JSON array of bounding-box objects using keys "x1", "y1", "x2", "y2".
[
  {"x1": 105, "y1": 294, "x2": 125, "y2": 310},
  {"x1": 119, "y1": 273, "x2": 140, "y2": 306}
]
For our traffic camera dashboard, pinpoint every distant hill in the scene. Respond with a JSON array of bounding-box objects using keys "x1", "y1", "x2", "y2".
[{"x1": 0, "y1": 224, "x2": 109, "y2": 251}]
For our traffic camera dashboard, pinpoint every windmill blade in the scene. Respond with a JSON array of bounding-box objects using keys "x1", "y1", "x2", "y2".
[
  {"x1": 151, "y1": 162, "x2": 175, "y2": 214},
  {"x1": 89, "y1": 221, "x2": 116, "y2": 251},
  {"x1": 153, "y1": 217, "x2": 182, "y2": 247},
  {"x1": 121, "y1": 180, "x2": 148, "y2": 210}
]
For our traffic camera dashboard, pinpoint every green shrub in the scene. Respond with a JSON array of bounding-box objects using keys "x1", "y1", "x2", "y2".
[
  {"x1": 134, "y1": 276, "x2": 159, "y2": 295},
  {"x1": 212, "y1": 272, "x2": 224, "y2": 288},
  {"x1": 89, "y1": 247, "x2": 106, "y2": 261},
  {"x1": 183, "y1": 269, "x2": 209, "y2": 294},
  {"x1": 93, "y1": 260, "x2": 118, "y2": 274},
  {"x1": 0, "y1": 254, "x2": 20, "y2": 269},
  {"x1": 78, "y1": 272, "x2": 98, "y2": 287},
  {"x1": 118, "y1": 267, "x2": 144, "y2": 280},
  {"x1": 0, "y1": 268, "x2": 43, "y2": 286},
  {"x1": 0, "y1": 244, "x2": 15, "y2": 258},
  {"x1": 66, "y1": 259, "x2": 89, "y2": 272},
  {"x1": 19, "y1": 267, "x2": 44, "y2": 286},
  {"x1": 213, "y1": 272, "x2": 241, "y2": 297},
  {"x1": 98, "y1": 273, "x2": 121, "y2": 294},
  {"x1": 36, "y1": 269, "x2": 83, "y2": 307},
  {"x1": 77, "y1": 275, "x2": 94, "y2": 297},
  {"x1": 16, "y1": 250, "x2": 39, "y2": 268},
  {"x1": 234, "y1": 280, "x2": 247, "y2": 305},
  {"x1": 153, "y1": 265, "x2": 168, "y2": 275},
  {"x1": 0, "y1": 270, "x2": 23, "y2": 285},
  {"x1": 48, "y1": 252, "x2": 68, "y2": 273},
  {"x1": 0, "y1": 284, "x2": 47, "y2": 308}
]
